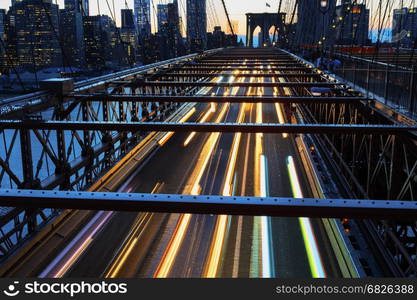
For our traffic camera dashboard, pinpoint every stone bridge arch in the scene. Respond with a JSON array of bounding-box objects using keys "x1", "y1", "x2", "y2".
[{"x1": 246, "y1": 13, "x2": 286, "y2": 47}]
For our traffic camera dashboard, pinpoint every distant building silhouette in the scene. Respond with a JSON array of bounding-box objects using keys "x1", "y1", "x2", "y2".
[
  {"x1": 120, "y1": 9, "x2": 137, "y2": 66},
  {"x1": 6, "y1": 0, "x2": 62, "y2": 70},
  {"x1": 186, "y1": 0, "x2": 207, "y2": 52},
  {"x1": 134, "y1": 0, "x2": 151, "y2": 39},
  {"x1": 59, "y1": 5, "x2": 85, "y2": 68},
  {"x1": 295, "y1": 0, "x2": 336, "y2": 47},
  {"x1": 335, "y1": 1, "x2": 370, "y2": 45},
  {"x1": 121, "y1": 9, "x2": 135, "y2": 30},
  {"x1": 0, "y1": 9, "x2": 5, "y2": 70},
  {"x1": 83, "y1": 15, "x2": 116, "y2": 70},
  {"x1": 0, "y1": 9, "x2": 5, "y2": 42},
  {"x1": 207, "y1": 26, "x2": 237, "y2": 49},
  {"x1": 157, "y1": 4, "x2": 169, "y2": 33},
  {"x1": 392, "y1": 7, "x2": 417, "y2": 47},
  {"x1": 158, "y1": 0, "x2": 184, "y2": 60},
  {"x1": 65, "y1": 0, "x2": 89, "y2": 15}
]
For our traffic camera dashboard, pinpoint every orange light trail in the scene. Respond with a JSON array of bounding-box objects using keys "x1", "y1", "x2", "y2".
[
  {"x1": 158, "y1": 107, "x2": 196, "y2": 146},
  {"x1": 183, "y1": 103, "x2": 216, "y2": 147}
]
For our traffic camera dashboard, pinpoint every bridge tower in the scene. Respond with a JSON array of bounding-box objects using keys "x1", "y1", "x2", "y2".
[{"x1": 245, "y1": 13, "x2": 285, "y2": 47}]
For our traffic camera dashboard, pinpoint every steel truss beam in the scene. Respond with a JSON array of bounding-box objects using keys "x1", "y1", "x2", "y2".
[
  {"x1": 1, "y1": 121, "x2": 416, "y2": 134},
  {"x1": 186, "y1": 63, "x2": 301, "y2": 67},
  {"x1": 152, "y1": 73, "x2": 321, "y2": 78},
  {"x1": 196, "y1": 60, "x2": 297, "y2": 62},
  {"x1": 205, "y1": 56, "x2": 287, "y2": 59},
  {"x1": 134, "y1": 81, "x2": 342, "y2": 88},
  {"x1": 0, "y1": 189, "x2": 416, "y2": 219},
  {"x1": 72, "y1": 95, "x2": 367, "y2": 104},
  {"x1": 169, "y1": 67, "x2": 312, "y2": 72}
]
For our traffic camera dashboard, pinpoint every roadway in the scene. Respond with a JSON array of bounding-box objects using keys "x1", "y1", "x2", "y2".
[{"x1": 36, "y1": 60, "x2": 346, "y2": 278}]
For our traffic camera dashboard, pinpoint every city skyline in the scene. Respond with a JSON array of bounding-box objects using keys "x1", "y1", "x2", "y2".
[
  {"x1": 0, "y1": 0, "x2": 417, "y2": 289},
  {"x1": 0, "y1": 0, "x2": 411, "y2": 35}
]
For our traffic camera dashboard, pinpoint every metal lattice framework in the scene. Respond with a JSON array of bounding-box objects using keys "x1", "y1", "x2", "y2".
[
  {"x1": 0, "y1": 48, "x2": 416, "y2": 276},
  {"x1": 0, "y1": 50, "x2": 216, "y2": 259}
]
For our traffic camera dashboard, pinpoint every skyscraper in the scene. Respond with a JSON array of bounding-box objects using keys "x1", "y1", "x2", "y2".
[
  {"x1": 65, "y1": 0, "x2": 89, "y2": 15},
  {"x1": 134, "y1": 0, "x2": 151, "y2": 38},
  {"x1": 0, "y1": 9, "x2": 5, "y2": 40},
  {"x1": 335, "y1": 1, "x2": 370, "y2": 45},
  {"x1": 158, "y1": 0, "x2": 184, "y2": 59},
  {"x1": 295, "y1": 0, "x2": 336, "y2": 47},
  {"x1": 7, "y1": 0, "x2": 62, "y2": 69},
  {"x1": 60, "y1": 0, "x2": 87, "y2": 68},
  {"x1": 186, "y1": 0, "x2": 207, "y2": 51},
  {"x1": 393, "y1": 7, "x2": 417, "y2": 47},
  {"x1": 0, "y1": 9, "x2": 5, "y2": 43},
  {"x1": 121, "y1": 9, "x2": 137, "y2": 66},
  {"x1": 83, "y1": 15, "x2": 107, "y2": 70},
  {"x1": 60, "y1": 8, "x2": 85, "y2": 68},
  {"x1": 121, "y1": 9, "x2": 135, "y2": 29},
  {"x1": 0, "y1": 9, "x2": 6, "y2": 71},
  {"x1": 157, "y1": 4, "x2": 169, "y2": 33}
]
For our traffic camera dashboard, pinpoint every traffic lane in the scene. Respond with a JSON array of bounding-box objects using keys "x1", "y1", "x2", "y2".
[
  {"x1": 261, "y1": 87, "x2": 312, "y2": 277},
  {"x1": 134, "y1": 85, "x2": 236, "y2": 277},
  {"x1": 65, "y1": 210, "x2": 139, "y2": 277},
  {"x1": 114, "y1": 102, "x2": 227, "y2": 277},
  {"x1": 168, "y1": 101, "x2": 242, "y2": 277},
  {"x1": 266, "y1": 75, "x2": 343, "y2": 277},
  {"x1": 219, "y1": 78, "x2": 257, "y2": 277},
  {"x1": 103, "y1": 212, "x2": 167, "y2": 278},
  {"x1": 168, "y1": 214, "x2": 217, "y2": 277},
  {"x1": 263, "y1": 80, "x2": 341, "y2": 277},
  {"x1": 164, "y1": 71, "x2": 247, "y2": 277},
  {"x1": 163, "y1": 77, "x2": 247, "y2": 277},
  {"x1": 65, "y1": 103, "x2": 213, "y2": 277},
  {"x1": 220, "y1": 102, "x2": 257, "y2": 278}
]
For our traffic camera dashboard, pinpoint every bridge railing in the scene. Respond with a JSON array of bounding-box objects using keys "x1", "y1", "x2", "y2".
[{"x1": 334, "y1": 53, "x2": 417, "y2": 119}]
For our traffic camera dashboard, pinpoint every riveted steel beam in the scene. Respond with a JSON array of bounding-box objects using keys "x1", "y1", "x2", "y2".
[
  {"x1": 0, "y1": 189, "x2": 416, "y2": 219},
  {"x1": 1, "y1": 121, "x2": 415, "y2": 134}
]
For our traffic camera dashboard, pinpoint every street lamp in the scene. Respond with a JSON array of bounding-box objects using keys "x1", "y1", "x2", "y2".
[
  {"x1": 319, "y1": 0, "x2": 330, "y2": 55},
  {"x1": 320, "y1": 0, "x2": 329, "y2": 13}
]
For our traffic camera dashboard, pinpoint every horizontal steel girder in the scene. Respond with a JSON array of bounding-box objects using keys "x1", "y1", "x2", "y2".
[
  {"x1": 134, "y1": 81, "x2": 342, "y2": 88},
  {"x1": 1, "y1": 121, "x2": 416, "y2": 134},
  {"x1": 72, "y1": 95, "x2": 367, "y2": 104},
  {"x1": 208, "y1": 56, "x2": 288, "y2": 58},
  {"x1": 169, "y1": 67, "x2": 312, "y2": 72},
  {"x1": 0, "y1": 189, "x2": 416, "y2": 219},
  {"x1": 154, "y1": 73, "x2": 321, "y2": 78},
  {"x1": 187, "y1": 63, "x2": 301, "y2": 67},
  {"x1": 198, "y1": 60, "x2": 297, "y2": 63}
]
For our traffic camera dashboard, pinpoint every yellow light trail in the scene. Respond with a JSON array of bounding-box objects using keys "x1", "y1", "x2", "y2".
[
  {"x1": 154, "y1": 75, "x2": 233, "y2": 278},
  {"x1": 182, "y1": 73, "x2": 230, "y2": 148},
  {"x1": 254, "y1": 80, "x2": 263, "y2": 197},
  {"x1": 204, "y1": 102, "x2": 246, "y2": 278},
  {"x1": 272, "y1": 76, "x2": 288, "y2": 138},
  {"x1": 190, "y1": 103, "x2": 229, "y2": 195},
  {"x1": 183, "y1": 103, "x2": 216, "y2": 147},
  {"x1": 153, "y1": 214, "x2": 192, "y2": 278},
  {"x1": 158, "y1": 107, "x2": 196, "y2": 146},
  {"x1": 203, "y1": 215, "x2": 229, "y2": 278},
  {"x1": 203, "y1": 72, "x2": 246, "y2": 277},
  {"x1": 105, "y1": 213, "x2": 154, "y2": 278},
  {"x1": 221, "y1": 104, "x2": 246, "y2": 197}
]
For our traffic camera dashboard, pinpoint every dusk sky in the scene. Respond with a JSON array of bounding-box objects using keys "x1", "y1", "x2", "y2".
[{"x1": 0, "y1": 0, "x2": 409, "y2": 35}]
